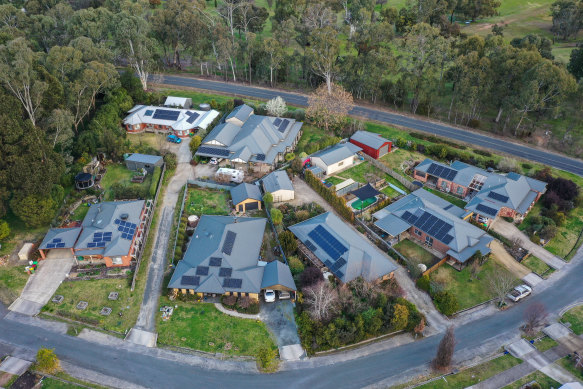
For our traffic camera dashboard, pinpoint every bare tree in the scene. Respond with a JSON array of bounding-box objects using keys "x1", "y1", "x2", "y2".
[
  {"x1": 432, "y1": 326, "x2": 456, "y2": 371},
  {"x1": 304, "y1": 280, "x2": 338, "y2": 323},
  {"x1": 487, "y1": 267, "x2": 516, "y2": 307},
  {"x1": 306, "y1": 82, "x2": 353, "y2": 131},
  {"x1": 523, "y1": 302, "x2": 548, "y2": 335}
]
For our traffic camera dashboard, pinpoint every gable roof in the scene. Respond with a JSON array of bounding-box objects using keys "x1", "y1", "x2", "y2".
[
  {"x1": 311, "y1": 142, "x2": 362, "y2": 166},
  {"x1": 125, "y1": 153, "x2": 162, "y2": 165},
  {"x1": 373, "y1": 189, "x2": 492, "y2": 263},
  {"x1": 164, "y1": 96, "x2": 191, "y2": 108},
  {"x1": 289, "y1": 212, "x2": 397, "y2": 283},
  {"x1": 226, "y1": 104, "x2": 254, "y2": 123},
  {"x1": 40, "y1": 227, "x2": 82, "y2": 250},
  {"x1": 230, "y1": 183, "x2": 262, "y2": 205},
  {"x1": 350, "y1": 131, "x2": 390, "y2": 149},
  {"x1": 261, "y1": 260, "x2": 296, "y2": 291},
  {"x1": 262, "y1": 170, "x2": 294, "y2": 193}
]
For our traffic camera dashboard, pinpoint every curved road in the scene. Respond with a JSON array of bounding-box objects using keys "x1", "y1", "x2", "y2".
[
  {"x1": 1, "y1": 250, "x2": 582, "y2": 388},
  {"x1": 155, "y1": 75, "x2": 583, "y2": 176}
]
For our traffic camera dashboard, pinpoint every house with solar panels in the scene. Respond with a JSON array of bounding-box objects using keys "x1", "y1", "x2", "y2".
[
  {"x1": 123, "y1": 103, "x2": 220, "y2": 138},
  {"x1": 38, "y1": 200, "x2": 149, "y2": 267},
  {"x1": 373, "y1": 189, "x2": 493, "y2": 270},
  {"x1": 168, "y1": 215, "x2": 296, "y2": 301},
  {"x1": 195, "y1": 104, "x2": 303, "y2": 172},
  {"x1": 288, "y1": 212, "x2": 398, "y2": 283},
  {"x1": 414, "y1": 158, "x2": 546, "y2": 225}
]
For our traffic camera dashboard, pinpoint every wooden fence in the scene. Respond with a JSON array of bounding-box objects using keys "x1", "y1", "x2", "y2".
[{"x1": 361, "y1": 153, "x2": 418, "y2": 192}]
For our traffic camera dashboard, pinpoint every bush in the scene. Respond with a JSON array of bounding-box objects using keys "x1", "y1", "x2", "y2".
[
  {"x1": 416, "y1": 274, "x2": 430, "y2": 292},
  {"x1": 288, "y1": 256, "x2": 305, "y2": 276},
  {"x1": 497, "y1": 157, "x2": 520, "y2": 173},
  {"x1": 285, "y1": 152, "x2": 296, "y2": 161},
  {"x1": 433, "y1": 291, "x2": 459, "y2": 316},
  {"x1": 522, "y1": 162, "x2": 533, "y2": 170},
  {"x1": 300, "y1": 267, "x2": 323, "y2": 288},
  {"x1": 279, "y1": 230, "x2": 297, "y2": 255},
  {"x1": 293, "y1": 108, "x2": 306, "y2": 121},
  {"x1": 149, "y1": 166, "x2": 162, "y2": 197},
  {"x1": 222, "y1": 295, "x2": 237, "y2": 307},
  {"x1": 0, "y1": 220, "x2": 10, "y2": 240},
  {"x1": 271, "y1": 208, "x2": 283, "y2": 225},
  {"x1": 468, "y1": 119, "x2": 480, "y2": 128},
  {"x1": 163, "y1": 153, "x2": 177, "y2": 170},
  {"x1": 391, "y1": 303, "x2": 409, "y2": 331},
  {"x1": 256, "y1": 346, "x2": 278, "y2": 370},
  {"x1": 35, "y1": 348, "x2": 61, "y2": 374},
  {"x1": 473, "y1": 149, "x2": 492, "y2": 157}
]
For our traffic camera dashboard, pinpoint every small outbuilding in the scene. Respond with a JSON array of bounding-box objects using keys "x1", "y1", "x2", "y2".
[
  {"x1": 262, "y1": 170, "x2": 294, "y2": 203},
  {"x1": 164, "y1": 96, "x2": 192, "y2": 109},
  {"x1": 309, "y1": 142, "x2": 362, "y2": 176},
  {"x1": 230, "y1": 183, "x2": 262, "y2": 212},
  {"x1": 75, "y1": 172, "x2": 94, "y2": 190},
  {"x1": 349, "y1": 131, "x2": 391, "y2": 159},
  {"x1": 124, "y1": 153, "x2": 163, "y2": 174}
]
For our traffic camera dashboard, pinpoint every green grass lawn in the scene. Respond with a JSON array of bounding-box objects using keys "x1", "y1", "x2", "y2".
[
  {"x1": 502, "y1": 371, "x2": 560, "y2": 389},
  {"x1": 156, "y1": 88, "x2": 263, "y2": 108},
  {"x1": 127, "y1": 132, "x2": 167, "y2": 151},
  {"x1": 533, "y1": 336, "x2": 558, "y2": 352},
  {"x1": 156, "y1": 298, "x2": 277, "y2": 357},
  {"x1": 521, "y1": 255, "x2": 554, "y2": 278},
  {"x1": 0, "y1": 265, "x2": 29, "y2": 305},
  {"x1": 381, "y1": 185, "x2": 400, "y2": 198},
  {"x1": 324, "y1": 176, "x2": 344, "y2": 186},
  {"x1": 186, "y1": 187, "x2": 230, "y2": 216},
  {"x1": 423, "y1": 188, "x2": 467, "y2": 209},
  {"x1": 69, "y1": 204, "x2": 90, "y2": 222},
  {"x1": 394, "y1": 239, "x2": 440, "y2": 267},
  {"x1": 100, "y1": 164, "x2": 153, "y2": 201},
  {"x1": 41, "y1": 378, "x2": 85, "y2": 389},
  {"x1": 416, "y1": 354, "x2": 522, "y2": 389},
  {"x1": 0, "y1": 209, "x2": 49, "y2": 256},
  {"x1": 561, "y1": 305, "x2": 583, "y2": 335},
  {"x1": 42, "y1": 278, "x2": 141, "y2": 334},
  {"x1": 337, "y1": 161, "x2": 386, "y2": 183},
  {"x1": 379, "y1": 147, "x2": 427, "y2": 176},
  {"x1": 431, "y1": 259, "x2": 515, "y2": 310},
  {"x1": 296, "y1": 125, "x2": 328, "y2": 154},
  {"x1": 556, "y1": 356, "x2": 583, "y2": 381}
]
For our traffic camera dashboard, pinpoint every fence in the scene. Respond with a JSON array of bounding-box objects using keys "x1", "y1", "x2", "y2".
[
  {"x1": 187, "y1": 179, "x2": 235, "y2": 190},
  {"x1": 170, "y1": 184, "x2": 188, "y2": 266},
  {"x1": 264, "y1": 201, "x2": 288, "y2": 266},
  {"x1": 361, "y1": 153, "x2": 418, "y2": 192}
]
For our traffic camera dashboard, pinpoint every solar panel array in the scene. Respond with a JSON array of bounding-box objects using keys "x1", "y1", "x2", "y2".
[
  {"x1": 196, "y1": 266, "x2": 209, "y2": 276},
  {"x1": 273, "y1": 118, "x2": 282, "y2": 126},
  {"x1": 443, "y1": 204, "x2": 454, "y2": 210},
  {"x1": 182, "y1": 275, "x2": 200, "y2": 286},
  {"x1": 329, "y1": 257, "x2": 346, "y2": 273},
  {"x1": 308, "y1": 225, "x2": 348, "y2": 261},
  {"x1": 144, "y1": 110, "x2": 154, "y2": 116},
  {"x1": 186, "y1": 111, "x2": 200, "y2": 124},
  {"x1": 197, "y1": 146, "x2": 230, "y2": 157},
  {"x1": 223, "y1": 278, "x2": 243, "y2": 288},
  {"x1": 401, "y1": 211, "x2": 454, "y2": 245},
  {"x1": 427, "y1": 163, "x2": 457, "y2": 181},
  {"x1": 219, "y1": 267, "x2": 232, "y2": 277},
  {"x1": 255, "y1": 154, "x2": 265, "y2": 161},
  {"x1": 114, "y1": 219, "x2": 137, "y2": 240},
  {"x1": 152, "y1": 109, "x2": 180, "y2": 121},
  {"x1": 277, "y1": 119, "x2": 289, "y2": 133},
  {"x1": 86, "y1": 231, "x2": 113, "y2": 248},
  {"x1": 476, "y1": 203, "x2": 498, "y2": 217},
  {"x1": 487, "y1": 192, "x2": 509, "y2": 203},
  {"x1": 45, "y1": 237, "x2": 66, "y2": 249},
  {"x1": 222, "y1": 231, "x2": 236, "y2": 255},
  {"x1": 304, "y1": 240, "x2": 317, "y2": 252},
  {"x1": 209, "y1": 257, "x2": 222, "y2": 267}
]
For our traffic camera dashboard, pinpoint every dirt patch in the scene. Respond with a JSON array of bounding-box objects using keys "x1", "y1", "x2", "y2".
[
  {"x1": 10, "y1": 371, "x2": 41, "y2": 389},
  {"x1": 490, "y1": 240, "x2": 530, "y2": 278}
]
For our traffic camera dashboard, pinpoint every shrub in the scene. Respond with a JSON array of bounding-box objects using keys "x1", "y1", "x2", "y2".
[
  {"x1": 293, "y1": 108, "x2": 306, "y2": 121},
  {"x1": 189, "y1": 135, "x2": 202, "y2": 155},
  {"x1": 416, "y1": 274, "x2": 430, "y2": 292},
  {"x1": 263, "y1": 192, "x2": 273, "y2": 205},
  {"x1": 237, "y1": 296, "x2": 251, "y2": 309},
  {"x1": 256, "y1": 346, "x2": 278, "y2": 370},
  {"x1": 473, "y1": 149, "x2": 492, "y2": 157},
  {"x1": 522, "y1": 162, "x2": 533, "y2": 170},
  {"x1": 285, "y1": 152, "x2": 296, "y2": 161},
  {"x1": 300, "y1": 267, "x2": 323, "y2": 288},
  {"x1": 288, "y1": 256, "x2": 305, "y2": 276},
  {"x1": 149, "y1": 166, "x2": 162, "y2": 197},
  {"x1": 391, "y1": 303, "x2": 409, "y2": 331},
  {"x1": 279, "y1": 230, "x2": 298, "y2": 255},
  {"x1": 0, "y1": 220, "x2": 10, "y2": 240},
  {"x1": 468, "y1": 119, "x2": 480, "y2": 128},
  {"x1": 163, "y1": 153, "x2": 177, "y2": 170},
  {"x1": 222, "y1": 295, "x2": 237, "y2": 307},
  {"x1": 271, "y1": 208, "x2": 283, "y2": 225},
  {"x1": 433, "y1": 290, "x2": 459, "y2": 316},
  {"x1": 266, "y1": 96, "x2": 287, "y2": 117},
  {"x1": 295, "y1": 210, "x2": 310, "y2": 222},
  {"x1": 497, "y1": 157, "x2": 520, "y2": 173},
  {"x1": 36, "y1": 348, "x2": 61, "y2": 374}
]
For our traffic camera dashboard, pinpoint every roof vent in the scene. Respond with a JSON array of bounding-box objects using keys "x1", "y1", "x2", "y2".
[{"x1": 120, "y1": 213, "x2": 129, "y2": 220}]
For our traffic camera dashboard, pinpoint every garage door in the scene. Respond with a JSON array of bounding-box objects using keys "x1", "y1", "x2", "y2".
[
  {"x1": 378, "y1": 144, "x2": 389, "y2": 157},
  {"x1": 245, "y1": 201, "x2": 259, "y2": 211}
]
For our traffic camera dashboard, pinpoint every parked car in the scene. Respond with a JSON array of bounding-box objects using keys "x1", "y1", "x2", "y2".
[
  {"x1": 167, "y1": 134, "x2": 182, "y2": 144},
  {"x1": 210, "y1": 157, "x2": 223, "y2": 165},
  {"x1": 507, "y1": 285, "x2": 532, "y2": 302},
  {"x1": 278, "y1": 291, "x2": 291, "y2": 300},
  {"x1": 264, "y1": 289, "x2": 276, "y2": 303}
]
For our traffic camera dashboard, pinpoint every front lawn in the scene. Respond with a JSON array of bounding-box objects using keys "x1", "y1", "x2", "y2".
[
  {"x1": 186, "y1": 187, "x2": 230, "y2": 216},
  {"x1": 337, "y1": 161, "x2": 386, "y2": 184},
  {"x1": 501, "y1": 371, "x2": 560, "y2": 389},
  {"x1": 156, "y1": 298, "x2": 277, "y2": 357},
  {"x1": 521, "y1": 256, "x2": 554, "y2": 278},
  {"x1": 431, "y1": 259, "x2": 515, "y2": 311},
  {"x1": 533, "y1": 336, "x2": 558, "y2": 352},
  {"x1": 556, "y1": 357, "x2": 583, "y2": 381},
  {"x1": 393, "y1": 239, "x2": 440, "y2": 267},
  {"x1": 0, "y1": 265, "x2": 29, "y2": 305},
  {"x1": 100, "y1": 164, "x2": 153, "y2": 201},
  {"x1": 423, "y1": 188, "x2": 467, "y2": 209},
  {"x1": 42, "y1": 278, "x2": 139, "y2": 334},
  {"x1": 561, "y1": 305, "x2": 583, "y2": 335},
  {"x1": 415, "y1": 354, "x2": 522, "y2": 389}
]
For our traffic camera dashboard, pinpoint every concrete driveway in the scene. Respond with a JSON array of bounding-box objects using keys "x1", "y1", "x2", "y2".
[
  {"x1": 259, "y1": 300, "x2": 304, "y2": 360},
  {"x1": 491, "y1": 220, "x2": 566, "y2": 270},
  {"x1": 9, "y1": 249, "x2": 74, "y2": 316}
]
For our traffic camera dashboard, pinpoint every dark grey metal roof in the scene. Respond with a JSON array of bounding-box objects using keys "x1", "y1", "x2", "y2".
[
  {"x1": 350, "y1": 131, "x2": 390, "y2": 149},
  {"x1": 350, "y1": 183, "x2": 381, "y2": 200},
  {"x1": 125, "y1": 153, "x2": 163, "y2": 165},
  {"x1": 40, "y1": 227, "x2": 82, "y2": 250},
  {"x1": 262, "y1": 171, "x2": 294, "y2": 193},
  {"x1": 310, "y1": 143, "x2": 362, "y2": 165},
  {"x1": 261, "y1": 260, "x2": 296, "y2": 291},
  {"x1": 230, "y1": 183, "x2": 262, "y2": 205},
  {"x1": 226, "y1": 104, "x2": 254, "y2": 123}
]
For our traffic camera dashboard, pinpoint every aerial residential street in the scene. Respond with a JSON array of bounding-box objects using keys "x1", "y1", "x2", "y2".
[
  {"x1": 1, "y1": 248, "x2": 582, "y2": 388},
  {"x1": 154, "y1": 74, "x2": 583, "y2": 176}
]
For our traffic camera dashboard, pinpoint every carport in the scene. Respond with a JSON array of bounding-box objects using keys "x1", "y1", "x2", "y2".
[
  {"x1": 38, "y1": 227, "x2": 81, "y2": 260},
  {"x1": 261, "y1": 260, "x2": 296, "y2": 299}
]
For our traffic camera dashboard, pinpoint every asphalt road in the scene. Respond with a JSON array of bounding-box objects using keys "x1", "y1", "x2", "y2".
[
  {"x1": 1, "y1": 250, "x2": 582, "y2": 389},
  {"x1": 155, "y1": 75, "x2": 583, "y2": 176}
]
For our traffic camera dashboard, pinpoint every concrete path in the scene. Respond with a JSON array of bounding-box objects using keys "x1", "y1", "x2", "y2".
[
  {"x1": 127, "y1": 138, "x2": 193, "y2": 347},
  {"x1": 522, "y1": 272, "x2": 544, "y2": 287},
  {"x1": 544, "y1": 323, "x2": 583, "y2": 353},
  {"x1": 214, "y1": 303, "x2": 259, "y2": 319},
  {"x1": 9, "y1": 249, "x2": 74, "y2": 316},
  {"x1": 491, "y1": 220, "x2": 566, "y2": 270},
  {"x1": 0, "y1": 356, "x2": 32, "y2": 375}
]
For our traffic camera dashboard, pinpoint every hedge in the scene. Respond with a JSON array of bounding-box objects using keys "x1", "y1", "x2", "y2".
[
  {"x1": 304, "y1": 170, "x2": 354, "y2": 223},
  {"x1": 149, "y1": 166, "x2": 162, "y2": 198}
]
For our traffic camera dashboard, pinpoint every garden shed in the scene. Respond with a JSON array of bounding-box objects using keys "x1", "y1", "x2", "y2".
[{"x1": 124, "y1": 154, "x2": 163, "y2": 174}]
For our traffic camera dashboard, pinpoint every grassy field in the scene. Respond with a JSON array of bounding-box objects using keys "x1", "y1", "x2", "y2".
[
  {"x1": 533, "y1": 335, "x2": 558, "y2": 352},
  {"x1": 324, "y1": 176, "x2": 345, "y2": 186},
  {"x1": 431, "y1": 259, "x2": 514, "y2": 310},
  {"x1": 100, "y1": 164, "x2": 153, "y2": 201},
  {"x1": 0, "y1": 264, "x2": 29, "y2": 305},
  {"x1": 127, "y1": 132, "x2": 168, "y2": 151},
  {"x1": 415, "y1": 354, "x2": 522, "y2": 389},
  {"x1": 501, "y1": 371, "x2": 560, "y2": 389},
  {"x1": 394, "y1": 239, "x2": 440, "y2": 267},
  {"x1": 423, "y1": 188, "x2": 467, "y2": 209},
  {"x1": 156, "y1": 88, "x2": 263, "y2": 108},
  {"x1": 521, "y1": 255, "x2": 554, "y2": 278},
  {"x1": 296, "y1": 125, "x2": 328, "y2": 154},
  {"x1": 337, "y1": 161, "x2": 386, "y2": 183},
  {"x1": 561, "y1": 305, "x2": 583, "y2": 335},
  {"x1": 156, "y1": 298, "x2": 277, "y2": 357},
  {"x1": 556, "y1": 357, "x2": 583, "y2": 381},
  {"x1": 186, "y1": 187, "x2": 230, "y2": 216}
]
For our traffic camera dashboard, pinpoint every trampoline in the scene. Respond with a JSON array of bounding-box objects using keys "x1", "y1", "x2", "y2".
[{"x1": 351, "y1": 196, "x2": 377, "y2": 210}]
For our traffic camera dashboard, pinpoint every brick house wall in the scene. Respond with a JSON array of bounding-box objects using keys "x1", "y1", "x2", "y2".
[{"x1": 407, "y1": 226, "x2": 450, "y2": 256}]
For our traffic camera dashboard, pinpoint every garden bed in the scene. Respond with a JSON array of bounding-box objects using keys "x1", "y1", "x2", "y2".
[{"x1": 186, "y1": 186, "x2": 230, "y2": 216}]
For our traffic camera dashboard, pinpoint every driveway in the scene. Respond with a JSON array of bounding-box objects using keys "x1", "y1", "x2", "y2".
[
  {"x1": 491, "y1": 220, "x2": 566, "y2": 270},
  {"x1": 259, "y1": 300, "x2": 304, "y2": 360},
  {"x1": 490, "y1": 240, "x2": 531, "y2": 279},
  {"x1": 9, "y1": 249, "x2": 74, "y2": 316},
  {"x1": 288, "y1": 177, "x2": 334, "y2": 213}
]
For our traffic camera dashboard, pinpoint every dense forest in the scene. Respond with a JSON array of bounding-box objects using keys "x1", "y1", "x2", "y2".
[{"x1": 0, "y1": 0, "x2": 582, "y2": 229}]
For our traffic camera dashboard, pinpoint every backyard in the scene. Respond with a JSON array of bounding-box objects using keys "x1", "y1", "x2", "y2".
[
  {"x1": 156, "y1": 298, "x2": 277, "y2": 357},
  {"x1": 0, "y1": 264, "x2": 29, "y2": 305},
  {"x1": 520, "y1": 255, "x2": 554, "y2": 278},
  {"x1": 393, "y1": 239, "x2": 441, "y2": 268},
  {"x1": 186, "y1": 186, "x2": 230, "y2": 216},
  {"x1": 337, "y1": 161, "x2": 388, "y2": 185},
  {"x1": 430, "y1": 259, "x2": 515, "y2": 310},
  {"x1": 100, "y1": 164, "x2": 153, "y2": 201},
  {"x1": 561, "y1": 305, "x2": 583, "y2": 335},
  {"x1": 423, "y1": 188, "x2": 467, "y2": 209}
]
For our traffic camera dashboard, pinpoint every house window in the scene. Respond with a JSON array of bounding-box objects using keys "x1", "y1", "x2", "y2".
[
  {"x1": 440, "y1": 181, "x2": 448, "y2": 191},
  {"x1": 456, "y1": 186, "x2": 464, "y2": 195},
  {"x1": 416, "y1": 172, "x2": 426, "y2": 179},
  {"x1": 425, "y1": 236, "x2": 433, "y2": 247},
  {"x1": 338, "y1": 161, "x2": 344, "y2": 167},
  {"x1": 414, "y1": 228, "x2": 422, "y2": 236},
  {"x1": 112, "y1": 257, "x2": 123, "y2": 265}
]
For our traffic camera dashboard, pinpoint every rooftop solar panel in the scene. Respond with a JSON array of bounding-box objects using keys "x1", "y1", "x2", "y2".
[
  {"x1": 219, "y1": 267, "x2": 232, "y2": 277},
  {"x1": 222, "y1": 231, "x2": 236, "y2": 255},
  {"x1": 442, "y1": 235, "x2": 454, "y2": 245},
  {"x1": 88, "y1": 242, "x2": 97, "y2": 248},
  {"x1": 487, "y1": 192, "x2": 509, "y2": 203},
  {"x1": 223, "y1": 278, "x2": 242, "y2": 288},
  {"x1": 273, "y1": 118, "x2": 282, "y2": 126},
  {"x1": 335, "y1": 270, "x2": 344, "y2": 279},
  {"x1": 52, "y1": 238, "x2": 62, "y2": 243},
  {"x1": 153, "y1": 109, "x2": 180, "y2": 121},
  {"x1": 182, "y1": 276, "x2": 200, "y2": 286},
  {"x1": 114, "y1": 219, "x2": 120, "y2": 225},
  {"x1": 308, "y1": 225, "x2": 348, "y2": 260},
  {"x1": 324, "y1": 260, "x2": 333, "y2": 268},
  {"x1": 197, "y1": 146, "x2": 231, "y2": 157},
  {"x1": 56, "y1": 243, "x2": 65, "y2": 248},
  {"x1": 104, "y1": 232, "x2": 112, "y2": 236},
  {"x1": 278, "y1": 119, "x2": 289, "y2": 133},
  {"x1": 209, "y1": 257, "x2": 222, "y2": 267},
  {"x1": 476, "y1": 203, "x2": 498, "y2": 217},
  {"x1": 255, "y1": 154, "x2": 265, "y2": 161},
  {"x1": 144, "y1": 110, "x2": 154, "y2": 116},
  {"x1": 195, "y1": 266, "x2": 209, "y2": 276},
  {"x1": 304, "y1": 240, "x2": 317, "y2": 252},
  {"x1": 186, "y1": 112, "x2": 200, "y2": 124},
  {"x1": 46, "y1": 243, "x2": 55, "y2": 249}
]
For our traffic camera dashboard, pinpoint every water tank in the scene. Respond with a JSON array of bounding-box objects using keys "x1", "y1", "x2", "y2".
[
  {"x1": 199, "y1": 103, "x2": 211, "y2": 111},
  {"x1": 187, "y1": 215, "x2": 199, "y2": 227}
]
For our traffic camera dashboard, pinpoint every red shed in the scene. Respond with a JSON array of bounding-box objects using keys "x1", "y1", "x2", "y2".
[{"x1": 349, "y1": 131, "x2": 392, "y2": 159}]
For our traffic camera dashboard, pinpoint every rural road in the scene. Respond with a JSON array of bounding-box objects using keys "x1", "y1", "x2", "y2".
[{"x1": 153, "y1": 74, "x2": 583, "y2": 177}]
